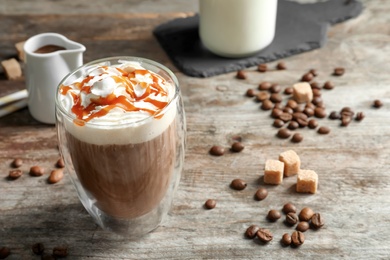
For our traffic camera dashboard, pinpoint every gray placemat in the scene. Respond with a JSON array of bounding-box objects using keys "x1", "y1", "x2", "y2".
[{"x1": 153, "y1": 0, "x2": 363, "y2": 78}]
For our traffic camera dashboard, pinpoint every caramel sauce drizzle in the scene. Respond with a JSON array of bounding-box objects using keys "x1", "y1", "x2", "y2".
[{"x1": 60, "y1": 67, "x2": 170, "y2": 126}]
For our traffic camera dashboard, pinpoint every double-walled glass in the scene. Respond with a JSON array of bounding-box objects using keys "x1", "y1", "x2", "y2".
[{"x1": 55, "y1": 57, "x2": 186, "y2": 237}]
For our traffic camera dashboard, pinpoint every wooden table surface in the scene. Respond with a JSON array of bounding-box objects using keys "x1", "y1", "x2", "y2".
[{"x1": 1, "y1": 0, "x2": 390, "y2": 259}]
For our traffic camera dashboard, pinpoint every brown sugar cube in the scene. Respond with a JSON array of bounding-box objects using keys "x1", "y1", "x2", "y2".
[
  {"x1": 15, "y1": 41, "x2": 26, "y2": 61},
  {"x1": 1, "y1": 58, "x2": 22, "y2": 80},
  {"x1": 296, "y1": 169, "x2": 318, "y2": 194},
  {"x1": 264, "y1": 159, "x2": 284, "y2": 185},
  {"x1": 292, "y1": 82, "x2": 313, "y2": 104},
  {"x1": 279, "y1": 150, "x2": 301, "y2": 177}
]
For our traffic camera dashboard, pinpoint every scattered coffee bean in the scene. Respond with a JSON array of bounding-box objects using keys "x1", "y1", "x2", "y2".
[
  {"x1": 309, "y1": 69, "x2": 318, "y2": 77},
  {"x1": 48, "y1": 169, "x2": 64, "y2": 184},
  {"x1": 282, "y1": 203, "x2": 297, "y2": 214},
  {"x1": 279, "y1": 113, "x2": 293, "y2": 122},
  {"x1": 267, "y1": 209, "x2": 281, "y2": 222},
  {"x1": 308, "y1": 119, "x2": 318, "y2": 129},
  {"x1": 373, "y1": 99, "x2": 383, "y2": 108},
  {"x1": 312, "y1": 88, "x2": 322, "y2": 97},
  {"x1": 283, "y1": 106, "x2": 294, "y2": 114},
  {"x1": 303, "y1": 107, "x2": 314, "y2": 117},
  {"x1": 323, "y1": 81, "x2": 335, "y2": 90},
  {"x1": 333, "y1": 67, "x2": 345, "y2": 76},
  {"x1": 0, "y1": 247, "x2": 10, "y2": 259},
  {"x1": 256, "y1": 92, "x2": 269, "y2": 102},
  {"x1": 312, "y1": 96, "x2": 323, "y2": 106},
  {"x1": 261, "y1": 99, "x2": 274, "y2": 110},
  {"x1": 245, "y1": 225, "x2": 260, "y2": 239},
  {"x1": 258, "y1": 64, "x2": 267, "y2": 72},
  {"x1": 355, "y1": 112, "x2": 365, "y2": 121},
  {"x1": 286, "y1": 99, "x2": 298, "y2": 109},
  {"x1": 301, "y1": 72, "x2": 313, "y2": 82},
  {"x1": 292, "y1": 112, "x2": 307, "y2": 121},
  {"x1": 11, "y1": 158, "x2": 23, "y2": 168},
  {"x1": 273, "y1": 119, "x2": 285, "y2": 128},
  {"x1": 256, "y1": 228, "x2": 273, "y2": 243},
  {"x1": 317, "y1": 126, "x2": 331, "y2": 135},
  {"x1": 204, "y1": 199, "x2": 216, "y2": 209},
  {"x1": 270, "y1": 93, "x2": 283, "y2": 103},
  {"x1": 32, "y1": 242, "x2": 45, "y2": 255},
  {"x1": 314, "y1": 107, "x2": 327, "y2": 118},
  {"x1": 281, "y1": 233, "x2": 292, "y2": 246},
  {"x1": 341, "y1": 115, "x2": 352, "y2": 127},
  {"x1": 305, "y1": 102, "x2": 316, "y2": 110},
  {"x1": 284, "y1": 87, "x2": 293, "y2": 95},
  {"x1": 274, "y1": 103, "x2": 283, "y2": 110},
  {"x1": 230, "y1": 179, "x2": 247, "y2": 190},
  {"x1": 310, "y1": 81, "x2": 320, "y2": 89},
  {"x1": 246, "y1": 89, "x2": 256, "y2": 97},
  {"x1": 231, "y1": 142, "x2": 244, "y2": 153},
  {"x1": 8, "y1": 169, "x2": 22, "y2": 180},
  {"x1": 258, "y1": 82, "x2": 272, "y2": 91},
  {"x1": 277, "y1": 128, "x2": 292, "y2": 139},
  {"x1": 299, "y1": 207, "x2": 315, "y2": 221},
  {"x1": 329, "y1": 111, "x2": 341, "y2": 120},
  {"x1": 271, "y1": 108, "x2": 283, "y2": 119},
  {"x1": 296, "y1": 221, "x2": 310, "y2": 232},
  {"x1": 254, "y1": 187, "x2": 268, "y2": 201},
  {"x1": 29, "y1": 165, "x2": 45, "y2": 177},
  {"x1": 56, "y1": 158, "x2": 65, "y2": 168},
  {"x1": 291, "y1": 231, "x2": 305, "y2": 246},
  {"x1": 209, "y1": 145, "x2": 225, "y2": 156},
  {"x1": 291, "y1": 133, "x2": 303, "y2": 143},
  {"x1": 311, "y1": 213, "x2": 324, "y2": 229},
  {"x1": 285, "y1": 212, "x2": 299, "y2": 226},
  {"x1": 52, "y1": 246, "x2": 68, "y2": 258},
  {"x1": 288, "y1": 121, "x2": 299, "y2": 130},
  {"x1": 293, "y1": 104, "x2": 305, "y2": 113},
  {"x1": 269, "y1": 84, "x2": 281, "y2": 94},
  {"x1": 236, "y1": 70, "x2": 247, "y2": 79},
  {"x1": 276, "y1": 61, "x2": 287, "y2": 70}
]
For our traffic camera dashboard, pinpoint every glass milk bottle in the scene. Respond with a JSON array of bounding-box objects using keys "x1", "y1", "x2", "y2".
[{"x1": 199, "y1": 0, "x2": 278, "y2": 58}]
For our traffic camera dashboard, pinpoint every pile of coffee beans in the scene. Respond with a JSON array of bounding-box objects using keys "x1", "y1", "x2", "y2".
[{"x1": 7, "y1": 157, "x2": 65, "y2": 184}]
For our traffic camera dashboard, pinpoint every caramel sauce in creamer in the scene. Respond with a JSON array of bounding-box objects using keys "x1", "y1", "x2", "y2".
[{"x1": 60, "y1": 66, "x2": 170, "y2": 125}]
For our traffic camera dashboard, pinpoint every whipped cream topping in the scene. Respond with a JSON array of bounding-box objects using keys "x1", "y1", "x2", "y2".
[{"x1": 58, "y1": 61, "x2": 177, "y2": 145}]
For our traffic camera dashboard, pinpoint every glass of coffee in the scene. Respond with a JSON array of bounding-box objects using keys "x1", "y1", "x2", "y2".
[{"x1": 55, "y1": 56, "x2": 186, "y2": 237}]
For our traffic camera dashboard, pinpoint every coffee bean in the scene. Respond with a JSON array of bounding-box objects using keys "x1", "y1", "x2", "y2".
[
  {"x1": 318, "y1": 126, "x2": 331, "y2": 135},
  {"x1": 281, "y1": 233, "x2": 292, "y2": 246},
  {"x1": 273, "y1": 119, "x2": 285, "y2": 128},
  {"x1": 312, "y1": 88, "x2": 322, "y2": 97},
  {"x1": 277, "y1": 128, "x2": 292, "y2": 139},
  {"x1": 258, "y1": 64, "x2": 267, "y2": 72},
  {"x1": 293, "y1": 105, "x2": 305, "y2": 113},
  {"x1": 236, "y1": 70, "x2": 246, "y2": 79},
  {"x1": 53, "y1": 246, "x2": 68, "y2": 258},
  {"x1": 282, "y1": 203, "x2": 297, "y2": 214},
  {"x1": 56, "y1": 158, "x2": 65, "y2": 168},
  {"x1": 311, "y1": 213, "x2": 324, "y2": 229},
  {"x1": 286, "y1": 99, "x2": 298, "y2": 109},
  {"x1": 308, "y1": 119, "x2": 318, "y2": 129},
  {"x1": 204, "y1": 199, "x2": 216, "y2": 209},
  {"x1": 333, "y1": 67, "x2": 345, "y2": 76},
  {"x1": 309, "y1": 69, "x2": 318, "y2": 77},
  {"x1": 329, "y1": 111, "x2": 341, "y2": 120},
  {"x1": 269, "y1": 84, "x2": 281, "y2": 94},
  {"x1": 285, "y1": 212, "x2": 299, "y2": 226},
  {"x1": 305, "y1": 102, "x2": 316, "y2": 110},
  {"x1": 323, "y1": 81, "x2": 335, "y2": 90},
  {"x1": 11, "y1": 158, "x2": 23, "y2": 168},
  {"x1": 32, "y1": 242, "x2": 45, "y2": 255},
  {"x1": 355, "y1": 112, "x2": 365, "y2": 121},
  {"x1": 270, "y1": 93, "x2": 282, "y2": 103},
  {"x1": 373, "y1": 99, "x2": 383, "y2": 108},
  {"x1": 261, "y1": 99, "x2": 274, "y2": 110},
  {"x1": 0, "y1": 247, "x2": 10, "y2": 259},
  {"x1": 8, "y1": 169, "x2": 23, "y2": 180},
  {"x1": 256, "y1": 92, "x2": 270, "y2": 102},
  {"x1": 30, "y1": 165, "x2": 45, "y2": 176},
  {"x1": 310, "y1": 81, "x2": 320, "y2": 89},
  {"x1": 41, "y1": 254, "x2": 56, "y2": 260},
  {"x1": 301, "y1": 72, "x2": 313, "y2": 82},
  {"x1": 341, "y1": 115, "x2": 352, "y2": 127},
  {"x1": 254, "y1": 187, "x2": 268, "y2": 201},
  {"x1": 267, "y1": 209, "x2": 281, "y2": 222},
  {"x1": 291, "y1": 133, "x2": 303, "y2": 143},
  {"x1": 283, "y1": 106, "x2": 294, "y2": 114},
  {"x1": 209, "y1": 145, "x2": 225, "y2": 156},
  {"x1": 274, "y1": 102, "x2": 283, "y2": 110},
  {"x1": 231, "y1": 142, "x2": 244, "y2": 153},
  {"x1": 230, "y1": 179, "x2": 247, "y2": 190},
  {"x1": 299, "y1": 207, "x2": 315, "y2": 221},
  {"x1": 296, "y1": 221, "x2": 310, "y2": 232},
  {"x1": 292, "y1": 112, "x2": 307, "y2": 121},
  {"x1": 314, "y1": 107, "x2": 327, "y2": 118},
  {"x1": 256, "y1": 228, "x2": 273, "y2": 243},
  {"x1": 291, "y1": 231, "x2": 305, "y2": 246},
  {"x1": 271, "y1": 108, "x2": 283, "y2": 118},
  {"x1": 288, "y1": 121, "x2": 299, "y2": 130},
  {"x1": 258, "y1": 82, "x2": 272, "y2": 91},
  {"x1": 276, "y1": 61, "x2": 287, "y2": 70},
  {"x1": 284, "y1": 87, "x2": 293, "y2": 95},
  {"x1": 246, "y1": 89, "x2": 256, "y2": 97},
  {"x1": 245, "y1": 225, "x2": 260, "y2": 239},
  {"x1": 279, "y1": 113, "x2": 293, "y2": 122},
  {"x1": 312, "y1": 96, "x2": 323, "y2": 106},
  {"x1": 303, "y1": 107, "x2": 314, "y2": 117},
  {"x1": 48, "y1": 169, "x2": 64, "y2": 184}
]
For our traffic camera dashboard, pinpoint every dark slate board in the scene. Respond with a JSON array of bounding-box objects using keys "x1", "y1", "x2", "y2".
[{"x1": 153, "y1": 0, "x2": 363, "y2": 78}]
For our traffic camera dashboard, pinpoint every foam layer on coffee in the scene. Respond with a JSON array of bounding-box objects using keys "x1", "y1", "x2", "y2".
[{"x1": 59, "y1": 61, "x2": 176, "y2": 145}]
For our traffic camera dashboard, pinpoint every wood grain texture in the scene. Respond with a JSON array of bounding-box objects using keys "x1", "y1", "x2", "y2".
[{"x1": 1, "y1": 0, "x2": 390, "y2": 259}]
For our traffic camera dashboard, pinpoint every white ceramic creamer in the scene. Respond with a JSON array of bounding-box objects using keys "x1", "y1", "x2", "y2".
[
  {"x1": 199, "y1": 0, "x2": 278, "y2": 58},
  {"x1": 24, "y1": 33, "x2": 85, "y2": 124}
]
